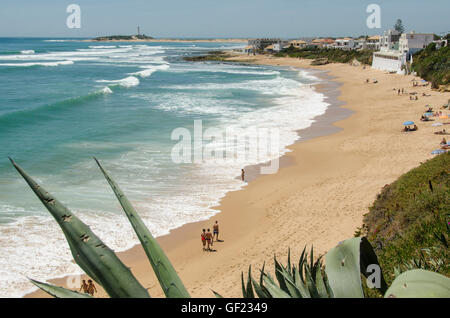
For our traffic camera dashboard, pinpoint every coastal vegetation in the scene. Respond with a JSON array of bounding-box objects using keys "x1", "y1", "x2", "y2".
[
  {"x1": 183, "y1": 51, "x2": 231, "y2": 62},
  {"x1": 411, "y1": 42, "x2": 450, "y2": 89},
  {"x1": 362, "y1": 153, "x2": 449, "y2": 287},
  {"x1": 275, "y1": 46, "x2": 374, "y2": 65},
  {"x1": 9, "y1": 156, "x2": 450, "y2": 298}
]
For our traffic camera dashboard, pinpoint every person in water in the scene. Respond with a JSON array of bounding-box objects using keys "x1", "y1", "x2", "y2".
[
  {"x1": 241, "y1": 169, "x2": 245, "y2": 181},
  {"x1": 201, "y1": 229, "x2": 206, "y2": 251},
  {"x1": 87, "y1": 280, "x2": 97, "y2": 297},
  {"x1": 79, "y1": 279, "x2": 89, "y2": 294},
  {"x1": 213, "y1": 221, "x2": 219, "y2": 242}
]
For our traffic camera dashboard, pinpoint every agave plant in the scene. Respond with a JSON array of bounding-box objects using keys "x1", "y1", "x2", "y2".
[
  {"x1": 10, "y1": 158, "x2": 190, "y2": 298},
  {"x1": 228, "y1": 238, "x2": 450, "y2": 298}
]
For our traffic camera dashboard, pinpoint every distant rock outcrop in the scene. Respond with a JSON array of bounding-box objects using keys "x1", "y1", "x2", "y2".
[{"x1": 92, "y1": 35, "x2": 154, "y2": 41}]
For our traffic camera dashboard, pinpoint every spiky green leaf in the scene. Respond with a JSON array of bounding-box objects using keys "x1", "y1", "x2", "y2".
[
  {"x1": 29, "y1": 279, "x2": 92, "y2": 298},
  {"x1": 10, "y1": 159, "x2": 149, "y2": 298},
  {"x1": 94, "y1": 158, "x2": 189, "y2": 298}
]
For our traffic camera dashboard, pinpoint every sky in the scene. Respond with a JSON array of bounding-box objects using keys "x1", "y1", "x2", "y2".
[{"x1": 0, "y1": 0, "x2": 449, "y2": 38}]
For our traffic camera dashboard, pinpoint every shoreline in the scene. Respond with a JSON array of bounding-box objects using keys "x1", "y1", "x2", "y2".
[
  {"x1": 24, "y1": 59, "x2": 344, "y2": 298},
  {"x1": 25, "y1": 55, "x2": 449, "y2": 298}
]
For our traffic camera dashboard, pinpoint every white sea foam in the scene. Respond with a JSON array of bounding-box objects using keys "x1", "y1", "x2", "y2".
[
  {"x1": 96, "y1": 76, "x2": 140, "y2": 88},
  {"x1": 100, "y1": 86, "x2": 113, "y2": 94},
  {"x1": 0, "y1": 60, "x2": 74, "y2": 67},
  {"x1": 20, "y1": 50, "x2": 35, "y2": 54},
  {"x1": 129, "y1": 64, "x2": 170, "y2": 78}
]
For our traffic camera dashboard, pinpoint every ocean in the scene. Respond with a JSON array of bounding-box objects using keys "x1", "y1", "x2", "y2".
[{"x1": 0, "y1": 38, "x2": 328, "y2": 297}]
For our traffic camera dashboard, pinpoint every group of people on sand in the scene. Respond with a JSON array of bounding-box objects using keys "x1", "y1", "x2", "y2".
[
  {"x1": 397, "y1": 88, "x2": 405, "y2": 95},
  {"x1": 201, "y1": 221, "x2": 221, "y2": 252},
  {"x1": 365, "y1": 78, "x2": 378, "y2": 84},
  {"x1": 79, "y1": 279, "x2": 97, "y2": 296},
  {"x1": 403, "y1": 125, "x2": 418, "y2": 132}
]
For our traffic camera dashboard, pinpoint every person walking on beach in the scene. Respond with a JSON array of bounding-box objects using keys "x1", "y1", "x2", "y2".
[
  {"x1": 205, "y1": 229, "x2": 213, "y2": 251},
  {"x1": 201, "y1": 229, "x2": 206, "y2": 251},
  {"x1": 213, "y1": 221, "x2": 219, "y2": 242},
  {"x1": 79, "y1": 279, "x2": 88, "y2": 294},
  {"x1": 241, "y1": 169, "x2": 245, "y2": 181},
  {"x1": 398, "y1": 89, "x2": 400, "y2": 96},
  {"x1": 87, "y1": 280, "x2": 97, "y2": 297}
]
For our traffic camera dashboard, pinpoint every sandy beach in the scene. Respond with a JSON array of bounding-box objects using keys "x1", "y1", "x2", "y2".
[{"x1": 26, "y1": 54, "x2": 450, "y2": 298}]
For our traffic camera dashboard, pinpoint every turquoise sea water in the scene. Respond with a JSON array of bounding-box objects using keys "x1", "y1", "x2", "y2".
[{"x1": 0, "y1": 38, "x2": 327, "y2": 297}]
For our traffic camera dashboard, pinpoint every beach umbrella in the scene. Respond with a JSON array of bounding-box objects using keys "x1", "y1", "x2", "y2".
[
  {"x1": 431, "y1": 149, "x2": 446, "y2": 155},
  {"x1": 439, "y1": 115, "x2": 448, "y2": 119},
  {"x1": 424, "y1": 112, "x2": 434, "y2": 117},
  {"x1": 432, "y1": 123, "x2": 443, "y2": 127},
  {"x1": 403, "y1": 121, "x2": 414, "y2": 125}
]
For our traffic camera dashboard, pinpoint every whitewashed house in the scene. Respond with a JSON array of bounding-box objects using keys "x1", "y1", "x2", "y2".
[
  {"x1": 380, "y1": 29, "x2": 401, "y2": 51},
  {"x1": 399, "y1": 32, "x2": 434, "y2": 59},
  {"x1": 372, "y1": 50, "x2": 407, "y2": 74},
  {"x1": 335, "y1": 38, "x2": 355, "y2": 50},
  {"x1": 355, "y1": 38, "x2": 367, "y2": 50},
  {"x1": 288, "y1": 40, "x2": 307, "y2": 49},
  {"x1": 366, "y1": 35, "x2": 381, "y2": 50}
]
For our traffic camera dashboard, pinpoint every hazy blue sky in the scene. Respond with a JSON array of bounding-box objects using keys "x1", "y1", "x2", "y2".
[{"x1": 1, "y1": 0, "x2": 449, "y2": 38}]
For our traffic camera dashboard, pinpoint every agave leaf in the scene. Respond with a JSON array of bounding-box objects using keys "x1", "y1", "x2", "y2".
[
  {"x1": 259, "y1": 262, "x2": 266, "y2": 287},
  {"x1": 293, "y1": 266, "x2": 311, "y2": 298},
  {"x1": 246, "y1": 266, "x2": 255, "y2": 298},
  {"x1": 304, "y1": 264, "x2": 320, "y2": 298},
  {"x1": 314, "y1": 265, "x2": 329, "y2": 298},
  {"x1": 324, "y1": 274, "x2": 334, "y2": 298},
  {"x1": 325, "y1": 237, "x2": 386, "y2": 298},
  {"x1": 29, "y1": 279, "x2": 92, "y2": 298},
  {"x1": 384, "y1": 269, "x2": 450, "y2": 298},
  {"x1": 262, "y1": 275, "x2": 291, "y2": 298},
  {"x1": 212, "y1": 290, "x2": 224, "y2": 298},
  {"x1": 287, "y1": 248, "x2": 292, "y2": 275},
  {"x1": 241, "y1": 272, "x2": 246, "y2": 297},
  {"x1": 277, "y1": 268, "x2": 302, "y2": 298},
  {"x1": 298, "y1": 246, "x2": 307, "y2": 283},
  {"x1": 95, "y1": 158, "x2": 189, "y2": 298},
  {"x1": 10, "y1": 159, "x2": 149, "y2": 298},
  {"x1": 274, "y1": 256, "x2": 290, "y2": 294},
  {"x1": 251, "y1": 276, "x2": 271, "y2": 298}
]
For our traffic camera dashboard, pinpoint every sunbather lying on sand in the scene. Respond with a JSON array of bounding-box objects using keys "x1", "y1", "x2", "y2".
[{"x1": 434, "y1": 129, "x2": 448, "y2": 135}]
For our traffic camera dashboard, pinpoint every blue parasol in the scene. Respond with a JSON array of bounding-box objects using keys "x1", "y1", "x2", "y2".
[{"x1": 403, "y1": 121, "x2": 414, "y2": 125}]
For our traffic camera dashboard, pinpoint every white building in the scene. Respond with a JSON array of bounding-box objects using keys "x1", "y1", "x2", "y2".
[
  {"x1": 372, "y1": 30, "x2": 434, "y2": 74},
  {"x1": 335, "y1": 38, "x2": 355, "y2": 50},
  {"x1": 399, "y1": 31, "x2": 434, "y2": 59},
  {"x1": 366, "y1": 35, "x2": 381, "y2": 50},
  {"x1": 372, "y1": 50, "x2": 407, "y2": 74},
  {"x1": 380, "y1": 29, "x2": 401, "y2": 51},
  {"x1": 288, "y1": 40, "x2": 307, "y2": 49}
]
